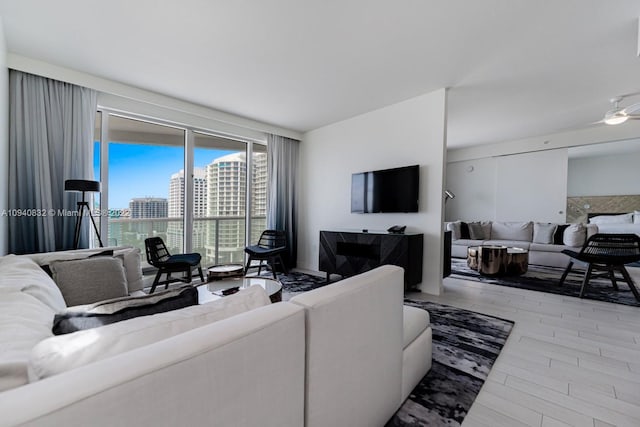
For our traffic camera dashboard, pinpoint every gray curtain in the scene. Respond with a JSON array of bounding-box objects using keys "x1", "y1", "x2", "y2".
[
  {"x1": 9, "y1": 70, "x2": 97, "y2": 254},
  {"x1": 266, "y1": 134, "x2": 299, "y2": 268}
]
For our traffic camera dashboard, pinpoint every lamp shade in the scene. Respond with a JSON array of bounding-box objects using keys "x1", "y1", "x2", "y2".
[{"x1": 64, "y1": 180, "x2": 101, "y2": 192}]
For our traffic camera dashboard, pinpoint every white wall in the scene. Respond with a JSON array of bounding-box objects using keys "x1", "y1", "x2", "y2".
[
  {"x1": 298, "y1": 89, "x2": 447, "y2": 295},
  {"x1": 445, "y1": 148, "x2": 568, "y2": 222},
  {"x1": 446, "y1": 149, "x2": 568, "y2": 223},
  {"x1": 568, "y1": 151, "x2": 640, "y2": 197},
  {"x1": 495, "y1": 149, "x2": 567, "y2": 222},
  {"x1": 0, "y1": 19, "x2": 8, "y2": 255},
  {"x1": 444, "y1": 157, "x2": 496, "y2": 221}
]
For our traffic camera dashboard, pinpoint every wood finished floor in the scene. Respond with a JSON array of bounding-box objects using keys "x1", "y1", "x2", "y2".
[{"x1": 406, "y1": 273, "x2": 640, "y2": 427}]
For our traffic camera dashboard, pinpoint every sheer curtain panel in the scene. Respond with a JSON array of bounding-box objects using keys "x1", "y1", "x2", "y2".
[
  {"x1": 266, "y1": 134, "x2": 299, "y2": 268},
  {"x1": 9, "y1": 70, "x2": 97, "y2": 254}
]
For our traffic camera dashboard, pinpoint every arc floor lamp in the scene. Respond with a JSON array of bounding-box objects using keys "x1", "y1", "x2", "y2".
[{"x1": 64, "y1": 179, "x2": 104, "y2": 249}]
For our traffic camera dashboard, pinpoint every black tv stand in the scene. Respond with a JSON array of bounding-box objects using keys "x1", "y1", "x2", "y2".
[{"x1": 319, "y1": 230, "x2": 423, "y2": 289}]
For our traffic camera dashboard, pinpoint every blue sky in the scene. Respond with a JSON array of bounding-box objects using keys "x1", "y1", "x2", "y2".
[{"x1": 95, "y1": 142, "x2": 236, "y2": 208}]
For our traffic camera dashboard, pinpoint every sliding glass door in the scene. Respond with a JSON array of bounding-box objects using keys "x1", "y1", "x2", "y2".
[{"x1": 94, "y1": 111, "x2": 267, "y2": 268}]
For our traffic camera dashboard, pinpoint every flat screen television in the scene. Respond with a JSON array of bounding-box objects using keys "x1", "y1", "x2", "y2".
[{"x1": 351, "y1": 165, "x2": 419, "y2": 213}]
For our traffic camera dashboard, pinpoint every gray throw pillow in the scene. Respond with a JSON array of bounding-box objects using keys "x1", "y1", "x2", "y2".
[
  {"x1": 533, "y1": 223, "x2": 558, "y2": 244},
  {"x1": 468, "y1": 222, "x2": 486, "y2": 240},
  {"x1": 446, "y1": 221, "x2": 462, "y2": 240},
  {"x1": 50, "y1": 257, "x2": 128, "y2": 306}
]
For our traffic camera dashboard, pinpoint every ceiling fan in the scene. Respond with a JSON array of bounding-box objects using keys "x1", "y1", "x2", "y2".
[{"x1": 599, "y1": 94, "x2": 640, "y2": 125}]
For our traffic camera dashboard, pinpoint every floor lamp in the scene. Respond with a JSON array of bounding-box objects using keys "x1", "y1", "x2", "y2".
[{"x1": 64, "y1": 179, "x2": 104, "y2": 249}]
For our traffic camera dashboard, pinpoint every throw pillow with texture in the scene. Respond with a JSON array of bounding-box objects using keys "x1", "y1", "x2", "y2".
[
  {"x1": 50, "y1": 257, "x2": 128, "y2": 306},
  {"x1": 52, "y1": 286, "x2": 198, "y2": 335},
  {"x1": 533, "y1": 223, "x2": 558, "y2": 244},
  {"x1": 29, "y1": 285, "x2": 271, "y2": 381},
  {"x1": 468, "y1": 222, "x2": 486, "y2": 240},
  {"x1": 563, "y1": 223, "x2": 587, "y2": 247}
]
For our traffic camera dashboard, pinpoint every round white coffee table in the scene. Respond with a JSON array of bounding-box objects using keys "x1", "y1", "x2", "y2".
[{"x1": 198, "y1": 276, "x2": 282, "y2": 304}]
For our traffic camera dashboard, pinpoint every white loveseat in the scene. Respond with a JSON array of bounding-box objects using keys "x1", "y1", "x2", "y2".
[{"x1": 0, "y1": 249, "x2": 431, "y2": 427}]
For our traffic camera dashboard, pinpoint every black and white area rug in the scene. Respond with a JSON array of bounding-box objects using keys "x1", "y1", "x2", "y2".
[
  {"x1": 450, "y1": 258, "x2": 640, "y2": 307},
  {"x1": 260, "y1": 271, "x2": 514, "y2": 427},
  {"x1": 387, "y1": 300, "x2": 513, "y2": 427}
]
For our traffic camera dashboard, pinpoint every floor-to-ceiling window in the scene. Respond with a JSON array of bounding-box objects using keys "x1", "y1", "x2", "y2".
[{"x1": 94, "y1": 111, "x2": 267, "y2": 268}]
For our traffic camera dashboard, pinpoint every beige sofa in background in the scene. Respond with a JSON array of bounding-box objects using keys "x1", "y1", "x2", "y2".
[{"x1": 446, "y1": 221, "x2": 599, "y2": 269}]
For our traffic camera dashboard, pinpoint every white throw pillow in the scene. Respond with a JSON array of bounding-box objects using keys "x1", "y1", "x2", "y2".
[
  {"x1": 589, "y1": 213, "x2": 633, "y2": 225},
  {"x1": 29, "y1": 285, "x2": 271, "y2": 380},
  {"x1": 113, "y1": 247, "x2": 144, "y2": 292},
  {"x1": 533, "y1": 223, "x2": 558, "y2": 244},
  {"x1": 634, "y1": 211, "x2": 640, "y2": 225},
  {"x1": 563, "y1": 223, "x2": 587, "y2": 247}
]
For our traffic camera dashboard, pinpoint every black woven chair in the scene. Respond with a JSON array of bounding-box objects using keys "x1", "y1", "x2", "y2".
[
  {"x1": 558, "y1": 233, "x2": 640, "y2": 301},
  {"x1": 244, "y1": 230, "x2": 288, "y2": 279},
  {"x1": 144, "y1": 237, "x2": 205, "y2": 294}
]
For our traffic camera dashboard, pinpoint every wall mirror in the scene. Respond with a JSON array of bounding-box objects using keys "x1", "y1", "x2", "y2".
[{"x1": 567, "y1": 137, "x2": 640, "y2": 222}]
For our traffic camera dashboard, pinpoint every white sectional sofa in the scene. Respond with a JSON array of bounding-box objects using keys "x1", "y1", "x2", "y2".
[
  {"x1": 446, "y1": 220, "x2": 599, "y2": 268},
  {"x1": 0, "y1": 249, "x2": 431, "y2": 427}
]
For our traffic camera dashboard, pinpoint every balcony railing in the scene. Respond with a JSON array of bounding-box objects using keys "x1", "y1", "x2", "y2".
[{"x1": 96, "y1": 215, "x2": 266, "y2": 268}]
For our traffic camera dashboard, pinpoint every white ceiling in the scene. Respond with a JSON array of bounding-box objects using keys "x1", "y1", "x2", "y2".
[{"x1": 1, "y1": 0, "x2": 639, "y2": 148}]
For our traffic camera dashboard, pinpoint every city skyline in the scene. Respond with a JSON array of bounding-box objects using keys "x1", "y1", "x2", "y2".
[{"x1": 93, "y1": 142, "x2": 237, "y2": 209}]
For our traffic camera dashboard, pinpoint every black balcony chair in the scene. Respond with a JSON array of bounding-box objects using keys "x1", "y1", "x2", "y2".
[
  {"x1": 558, "y1": 233, "x2": 640, "y2": 301},
  {"x1": 144, "y1": 236, "x2": 205, "y2": 294},
  {"x1": 244, "y1": 230, "x2": 288, "y2": 279}
]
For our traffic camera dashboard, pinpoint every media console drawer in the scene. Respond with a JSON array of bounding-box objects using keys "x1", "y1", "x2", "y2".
[{"x1": 319, "y1": 230, "x2": 423, "y2": 289}]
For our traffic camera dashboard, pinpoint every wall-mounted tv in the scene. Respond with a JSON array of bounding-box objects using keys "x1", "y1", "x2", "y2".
[{"x1": 351, "y1": 165, "x2": 419, "y2": 213}]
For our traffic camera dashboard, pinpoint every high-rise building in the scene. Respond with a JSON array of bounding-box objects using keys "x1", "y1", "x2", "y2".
[
  {"x1": 168, "y1": 168, "x2": 208, "y2": 218},
  {"x1": 128, "y1": 197, "x2": 169, "y2": 239},
  {"x1": 250, "y1": 151, "x2": 268, "y2": 244},
  {"x1": 129, "y1": 197, "x2": 168, "y2": 218},
  {"x1": 167, "y1": 168, "x2": 208, "y2": 249},
  {"x1": 205, "y1": 152, "x2": 247, "y2": 264},
  {"x1": 162, "y1": 151, "x2": 267, "y2": 265}
]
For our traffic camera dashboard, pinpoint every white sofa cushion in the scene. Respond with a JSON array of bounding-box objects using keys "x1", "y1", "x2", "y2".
[
  {"x1": 0, "y1": 255, "x2": 66, "y2": 311},
  {"x1": 563, "y1": 223, "x2": 587, "y2": 247},
  {"x1": 290, "y1": 265, "x2": 404, "y2": 427},
  {"x1": 49, "y1": 257, "x2": 129, "y2": 306},
  {"x1": 0, "y1": 292, "x2": 57, "y2": 392},
  {"x1": 0, "y1": 255, "x2": 67, "y2": 391},
  {"x1": 491, "y1": 221, "x2": 533, "y2": 241},
  {"x1": 29, "y1": 285, "x2": 271, "y2": 380},
  {"x1": 403, "y1": 305, "x2": 430, "y2": 349},
  {"x1": 533, "y1": 222, "x2": 558, "y2": 244}
]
